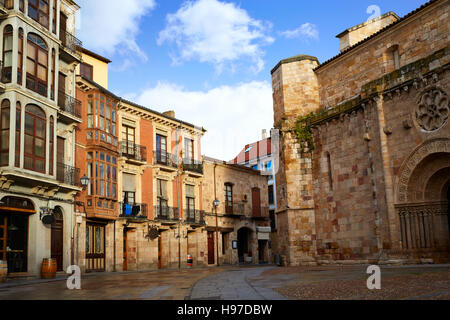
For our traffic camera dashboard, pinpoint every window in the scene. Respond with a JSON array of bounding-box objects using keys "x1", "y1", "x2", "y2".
[
  {"x1": 157, "y1": 179, "x2": 168, "y2": 217},
  {"x1": 86, "y1": 95, "x2": 117, "y2": 145},
  {"x1": 122, "y1": 125, "x2": 135, "y2": 155},
  {"x1": 80, "y1": 63, "x2": 93, "y2": 81},
  {"x1": 269, "y1": 210, "x2": 276, "y2": 230},
  {"x1": 268, "y1": 185, "x2": 274, "y2": 205},
  {"x1": 185, "y1": 185, "x2": 195, "y2": 220},
  {"x1": 123, "y1": 191, "x2": 135, "y2": 204},
  {"x1": 393, "y1": 49, "x2": 400, "y2": 70},
  {"x1": 18, "y1": 28, "x2": 24, "y2": 85},
  {"x1": 2, "y1": 25, "x2": 13, "y2": 83},
  {"x1": 24, "y1": 104, "x2": 46, "y2": 173},
  {"x1": 156, "y1": 134, "x2": 167, "y2": 164},
  {"x1": 52, "y1": 0, "x2": 57, "y2": 34},
  {"x1": 184, "y1": 138, "x2": 194, "y2": 162},
  {"x1": 0, "y1": 100, "x2": 10, "y2": 166},
  {"x1": 87, "y1": 152, "x2": 117, "y2": 200},
  {"x1": 225, "y1": 183, "x2": 233, "y2": 214},
  {"x1": 50, "y1": 49, "x2": 55, "y2": 100},
  {"x1": 15, "y1": 102, "x2": 21, "y2": 167},
  {"x1": 28, "y1": 0, "x2": 49, "y2": 29},
  {"x1": 19, "y1": 0, "x2": 25, "y2": 12},
  {"x1": 49, "y1": 116, "x2": 54, "y2": 175},
  {"x1": 26, "y1": 33, "x2": 48, "y2": 97},
  {"x1": 327, "y1": 152, "x2": 333, "y2": 191}
]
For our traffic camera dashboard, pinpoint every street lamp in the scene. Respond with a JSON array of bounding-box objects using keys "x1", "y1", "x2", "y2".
[
  {"x1": 213, "y1": 199, "x2": 220, "y2": 266},
  {"x1": 80, "y1": 175, "x2": 90, "y2": 189}
]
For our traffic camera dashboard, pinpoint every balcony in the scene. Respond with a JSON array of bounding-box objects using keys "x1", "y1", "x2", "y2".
[
  {"x1": 184, "y1": 209, "x2": 205, "y2": 226},
  {"x1": 154, "y1": 205, "x2": 179, "y2": 224},
  {"x1": 56, "y1": 163, "x2": 81, "y2": 187},
  {"x1": 58, "y1": 90, "x2": 82, "y2": 123},
  {"x1": 252, "y1": 206, "x2": 270, "y2": 220},
  {"x1": 119, "y1": 202, "x2": 148, "y2": 221},
  {"x1": 0, "y1": 60, "x2": 10, "y2": 90},
  {"x1": 225, "y1": 201, "x2": 246, "y2": 216},
  {"x1": 59, "y1": 29, "x2": 82, "y2": 63},
  {"x1": 182, "y1": 158, "x2": 203, "y2": 176},
  {"x1": 153, "y1": 150, "x2": 178, "y2": 171},
  {"x1": 119, "y1": 142, "x2": 147, "y2": 163},
  {"x1": 0, "y1": 0, "x2": 13, "y2": 14}
]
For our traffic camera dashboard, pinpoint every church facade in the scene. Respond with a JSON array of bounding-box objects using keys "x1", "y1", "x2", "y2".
[{"x1": 272, "y1": 0, "x2": 450, "y2": 265}]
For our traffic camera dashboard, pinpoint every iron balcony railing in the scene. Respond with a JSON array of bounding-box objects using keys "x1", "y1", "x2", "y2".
[
  {"x1": 120, "y1": 141, "x2": 147, "y2": 162},
  {"x1": 0, "y1": 60, "x2": 11, "y2": 84},
  {"x1": 225, "y1": 201, "x2": 246, "y2": 215},
  {"x1": 58, "y1": 90, "x2": 81, "y2": 118},
  {"x1": 182, "y1": 158, "x2": 203, "y2": 174},
  {"x1": 154, "y1": 205, "x2": 179, "y2": 221},
  {"x1": 153, "y1": 150, "x2": 178, "y2": 168},
  {"x1": 119, "y1": 202, "x2": 148, "y2": 219},
  {"x1": 184, "y1": 209, "x2": 205, "y2": 225},
  {"x1": 56, "y1": 163, "x2": 81, "y2": 187},
  {"x1": 0, "y1": 0, "x2": 14, "y2": 10},
  {"x1": 252, "y1": 206, "x2": 270, "y2": 219},
  {"x1": 59, "y1": 29, "x2": 82, "y2": 56}
]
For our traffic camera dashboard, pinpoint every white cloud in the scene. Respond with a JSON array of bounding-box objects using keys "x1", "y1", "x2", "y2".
[
  {"x1": 157, "y1": 0, "x2": 274, "y2": 73},
  {"x1": 280, "y1": 23, "x2": 319, "y2": 40},
  {"x1": 133, "y1": 81, "x2": 274, "y2": 160},
  {"x1": 76, "y1": 0, "x2": 156, "y2": 64}
]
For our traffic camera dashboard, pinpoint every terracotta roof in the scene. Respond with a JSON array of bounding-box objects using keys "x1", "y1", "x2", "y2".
[{"x1": 314, "y1": 0, "x2": 440, "y2": 71}]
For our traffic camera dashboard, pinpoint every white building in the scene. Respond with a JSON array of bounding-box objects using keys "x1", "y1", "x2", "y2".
[{"x1": 0, "y1": 0, "x2": 82, "y2": 276}]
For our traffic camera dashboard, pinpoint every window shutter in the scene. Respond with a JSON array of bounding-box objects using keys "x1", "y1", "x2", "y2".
[
  {"x1": 186, "y1": 185, "x2": 195, "y2": 198},
  {"x1": 122, "y1": 173, "x2": 136, "y2": 192}
]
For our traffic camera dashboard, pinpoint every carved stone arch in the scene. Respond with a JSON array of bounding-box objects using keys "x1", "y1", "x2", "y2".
[{"x1": 396, "y1": 138, "x2": 450, "y2": 203}]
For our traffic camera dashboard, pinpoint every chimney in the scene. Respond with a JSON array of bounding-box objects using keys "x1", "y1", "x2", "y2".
[
  {"x1": 336, "y1": 12, "x2": 399, "y2": 52},
  {"x1": 262, "y1": 129, "x2": 267, "y2": 140},
  {"x1": 163, "y1": 110, "x2": 175, "y2": 118}
]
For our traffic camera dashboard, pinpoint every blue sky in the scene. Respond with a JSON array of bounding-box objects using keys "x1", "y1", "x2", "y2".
[{"x1": 77, "y1": 0, "x2": 428, "y2": 160}]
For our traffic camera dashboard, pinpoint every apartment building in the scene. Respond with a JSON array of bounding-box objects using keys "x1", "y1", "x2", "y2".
[
  {"x1": 202, "y1": 157, "x2": 272, "y2": 265},
  {"x1": 0, "y1": 0, "x2": 82, "y2": 275},
  {"x1": 74, "y1": 49, "x2": 207, "y2": 272}
]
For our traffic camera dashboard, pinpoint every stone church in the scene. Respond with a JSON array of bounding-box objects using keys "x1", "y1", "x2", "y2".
[{"x1": 272, "y1": 0, "x2": 449, "y2": 265}]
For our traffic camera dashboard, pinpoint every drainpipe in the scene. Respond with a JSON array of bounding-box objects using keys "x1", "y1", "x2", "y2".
[{"x1": 214, "y1": 163, "x2": 219, "y2": 266}]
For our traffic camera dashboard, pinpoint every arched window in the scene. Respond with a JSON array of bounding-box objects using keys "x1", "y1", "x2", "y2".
[
  {"x1": 15, "y1": 102, "x2": 21, "y2": 167},
  {"x1": 19, "y1": 0, "x2": 25, "y2": 12},
  {"x1": 18, "y1": 28, "x2": 24, "y2": 85},
  {"x1": 0, "y1": 100, "x2": 10, "y2": 166},
  {"x1": 2, "y1": 25, "x2": 13, "y2": 83},
  {"x1": 28, "y1": 0, "x2": 49, "y2": 29},
  {"x1": 49, "y1": 116, "x2": 54, "y2": 175},
  {"x1": 24, "y1": 104, "x2": 46, "y2": 173},
  {"x1": 26, "y1": 33, "x2": 48, "y2": 97}
]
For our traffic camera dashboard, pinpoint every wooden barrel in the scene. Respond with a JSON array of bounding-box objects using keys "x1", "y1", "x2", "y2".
[
  {"x1": 41, "y1": 258, "x2": 57, "y2": 279},
  {"x1": 0, "y1": 260, "x2": 7, "y2": 283}
]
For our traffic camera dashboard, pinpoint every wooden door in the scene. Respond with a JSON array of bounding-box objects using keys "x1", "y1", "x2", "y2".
[
  {"x1": 157, "y1": 233, "x2": 162, "y2": 269},
  {"x1": 252, "y1": 187, "x2": 261, "y2": 217},
  {"x1": 207, "y1": 232, "x2": 215, "y2": 265},
  {"x1": 123, "y1": 229, "x2": 128, "y2": 271},
  {"x1": 58, "y1": 73, "x2": 66, "y2": 109},
  {"x1": 86, "y1": 224, "x2": 105, "y2": 272},
  {"x1": 51, "y1": 213, "x2": 63, "y2": 271},
  {"x1": 0, "y1": 216, "x2": 7, "y2": 261},
  {"x1": 56, "y1": 137, "x2": 65, "y2": 182}
]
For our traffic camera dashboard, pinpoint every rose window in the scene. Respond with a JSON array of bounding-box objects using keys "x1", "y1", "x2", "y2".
[{"x1": 416, "y1": 88, "x2": 449, "y2": 132}]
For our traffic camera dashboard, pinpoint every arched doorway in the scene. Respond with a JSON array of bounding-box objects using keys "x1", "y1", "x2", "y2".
[
  {"x1": 51, "y1": 207, "x2": 64, "y2": 271},
  {"x1": 237, "y1": 227, "x2": 252, "y2": 264},
  {"x1": 396, "y1": 140, "x2": 450, "y2": 251}
]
